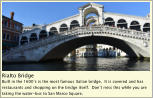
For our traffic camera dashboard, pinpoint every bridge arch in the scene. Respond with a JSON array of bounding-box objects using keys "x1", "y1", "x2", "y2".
[
  {"x1": 130, "y1": 21, "x2": 141, "y2": 31},
  {"x1": 143, "y1": 23, "x2": 150, "y2": 32},
  {"x1": 59, "y1": 24, "x2": 68, "y2": 32},
  {"x1": 104, "y1": 17, "x2": 115, "y2": 27},
  {"x1": 20, "y1": 36, "x2": 28, "y2": 45},
  {"x1": 39, "y1": 30, "x2": 47, "y2": 39},
  {"x1": 30, "y1": 33, "x2": 37, "y2": 42},
  {"x1": 41, "y1": 36, "x2": 139, "y2": 61},
  {"x1": 85, "y1": 13, "x2": 97, "y2": 19},
  {"x1": 70, "y1": 20, "x2": 80, "y2": 29},
  {"x1": 117, "y1": 19, "x2": 127, "y2": 29},
  {"x1": 84, "y1": 7, "x2": 99, "y2": 18},
  {"x1": 83, "y1": 7, "x2": 99, "y2": 26},
  {"x1": 86, "y1": 17, "x2": 98, "y2": 26}
]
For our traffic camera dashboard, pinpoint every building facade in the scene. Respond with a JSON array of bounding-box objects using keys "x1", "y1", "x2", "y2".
[
  {"x1": 68, "y1": 44, "x2": 126, "y2": 57},
  {"x1": 2, "y1": 12, "x2": 23, "y2": 52}
]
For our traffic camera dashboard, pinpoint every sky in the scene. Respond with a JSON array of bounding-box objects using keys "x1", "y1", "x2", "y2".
[{"x1": 2, "y1": 2, "x2": 150, "y2": 27}]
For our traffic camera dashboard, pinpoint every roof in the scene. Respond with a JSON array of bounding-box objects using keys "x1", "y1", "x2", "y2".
[
  {"x1": 47, "y1": 14, "x2": 80, "y2": 26},
  {"x1": 104, "y1": 12, "x2": 149, "y2": 20},
  {"x1": 79, "y1": 3, "x2": 103, "y2": 10},
  {"x1": 2, "y1": 15, "x2": 23, "y2": 25}
]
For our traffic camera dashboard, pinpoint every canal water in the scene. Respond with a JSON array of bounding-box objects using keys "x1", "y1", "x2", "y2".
[{"x1": 2, "y1": 57, "x2": 150, "y2": 71}]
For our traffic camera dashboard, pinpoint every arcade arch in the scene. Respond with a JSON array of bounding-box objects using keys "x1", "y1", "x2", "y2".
[
  {"x1": 104, "y1": 17, "x2": 115, "y2": 26},
  {"x1": 30, "y1": 33, "x2": 37, "y2": 42},
  {"x1": 86, "y1": 17, "x2": 97, "y2": 26},
  {"x1": 59, "y1": 24, "x2": 68, "y2": 32},
  {"x1": 143, "y1": 23, "x2": 150, "y2": 32},
  {"x1": 130, "y1": 21, "x2": 140, "y2": 31},
  {"x1": 50, "y1": 27, "x2": 58, "y2": 35},
  {"x1": 39, "y1": 30, "x2": 47, "y2": 39},
  {"x1": 70, "y1": 20, "x2": 80, "y2": 29},
  {"x1": 20, "y1": 36, "x2": 28, "y2": 45},
  {"x1": 117, "y1": 19, "x2": 127, "y2": 29}
]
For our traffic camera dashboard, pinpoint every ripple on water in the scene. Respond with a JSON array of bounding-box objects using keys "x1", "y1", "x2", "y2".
[{"x1": 3, "y1": 57, "x2": 150, "y2": 71}]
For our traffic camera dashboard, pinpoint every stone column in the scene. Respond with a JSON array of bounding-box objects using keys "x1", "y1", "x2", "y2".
[
  {"x1": 127, "y1": 23, "x2": 129, "y2": 29},
  {"x1": 79, "y1": 8, "x2": 84, "y2": 26},
  {"x1": 115, "y1": 22, "x2": 117, "y2": 27},
  {"x1": 47, "y1": 32, "x2": 49, "y2": 37},
  {"x1": 27, "y1": 38, "x2": 30, "y2": 44},
  {"x1": 19, "y1": 36, "x2": 22, "y2": 46},
  {"x1": 127, "y1": 21, "x2": 131, "y2": 29},
  {"x1": 98, "y1": 6, "x2": 104, "y2": 25},
  {"x1": 37, "y1": 33, "x2": 39, "y2": 40},
  {"x1": 140, "y1": 25, "x2": 143, "y2": 31},
  {"x1": 27, "y1": 34, "x2": 30, "y2": 44},
  {"x1": 82, "y1": 11, "x2": 84, "y2": 26}
]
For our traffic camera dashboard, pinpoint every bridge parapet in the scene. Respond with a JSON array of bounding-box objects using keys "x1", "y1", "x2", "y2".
[{"x1": 3, "y1": 25, "x2": 150, "y2": 57}]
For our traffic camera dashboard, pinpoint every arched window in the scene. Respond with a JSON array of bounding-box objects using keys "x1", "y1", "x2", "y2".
[
  {"x1": 30, "y1": 33, "x2": 37, "y2": 42},
  {"x1": 117, "y1": 19, "x2": 127, "y2": 29},
  {"x1": 130, "y1": 21, "x2": 140, "y2": 31},
  {"x1": 104, "y1": 17, "x2": 115, "y2": 27},
  {"x1": 143, "y1": 23, "x2": 150, "y2": 32},
  {"x1": 39, "y1": 30, "x2": 47, "y2": 39},
  {"x1": 70, "y1": 20, "x2": 80, "y2": 29},
  {"x1": 20, "y1": 36, "x2": 28, "y2": 45},
  {"x1": 50, "y1": 27, "x2": 58, "y2": 36},
  {"x1": 59, "y1": 24, "x2": 68, "y2": 32}
]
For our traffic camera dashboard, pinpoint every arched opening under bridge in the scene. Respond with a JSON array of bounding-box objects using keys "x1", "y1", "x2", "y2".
[{"x1": 40, "y1": 36, "x2": 139, "y2": 61}]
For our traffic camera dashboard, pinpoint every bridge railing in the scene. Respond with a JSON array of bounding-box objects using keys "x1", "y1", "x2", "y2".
[{"x1": 3, "y1": 25, "x2": 150, "y2": 56}]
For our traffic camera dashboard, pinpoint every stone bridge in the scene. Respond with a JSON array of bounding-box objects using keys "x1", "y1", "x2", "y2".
[{"x1": 3, "y1": 25, "x2": 150, "y2": 62}]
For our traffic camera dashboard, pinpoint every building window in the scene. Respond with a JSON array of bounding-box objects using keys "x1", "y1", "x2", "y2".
[
  {"x1": 14, "y1": 24, "x2": 17, "y2": 30},
  {"x1": 14, "y1": 35, "x2": 19, "y2": 41},
  {"x1": 6, "y1": 34, "x2": 10, "y2": 40},
  {"x1": 13, "y1": 35, "x2": 16, "y2": 41},
  {"x1": 4, "y1": 21, "x2": 8, "y2": 27},
  {"x1": 18, "y1": 26, "x2": 21, "y2": 31},
  {"x1": 11, "y1": 22, "x2": 14, "y2": 29},
  {"x1": 17, "y1": 36, "x2": 19, "y2": 41},
  {"x1": 14, "y1": 24, "x2": 21, "y2": 31},
  {"x1": 3, "y1": 33, "x2": 6, "y2": 40},
  {"x1": 12, "y1": 34, "x2": 19, "y2": 41}
]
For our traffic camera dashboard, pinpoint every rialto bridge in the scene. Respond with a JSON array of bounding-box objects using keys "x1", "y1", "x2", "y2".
[{"x1": 3, "y1": 3, "x2": 150, "y2": 62}]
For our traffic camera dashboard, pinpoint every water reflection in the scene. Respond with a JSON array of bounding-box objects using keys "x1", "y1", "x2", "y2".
[{"x1": 2, "y1": 57, "x2": 150, "y2": 71}]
